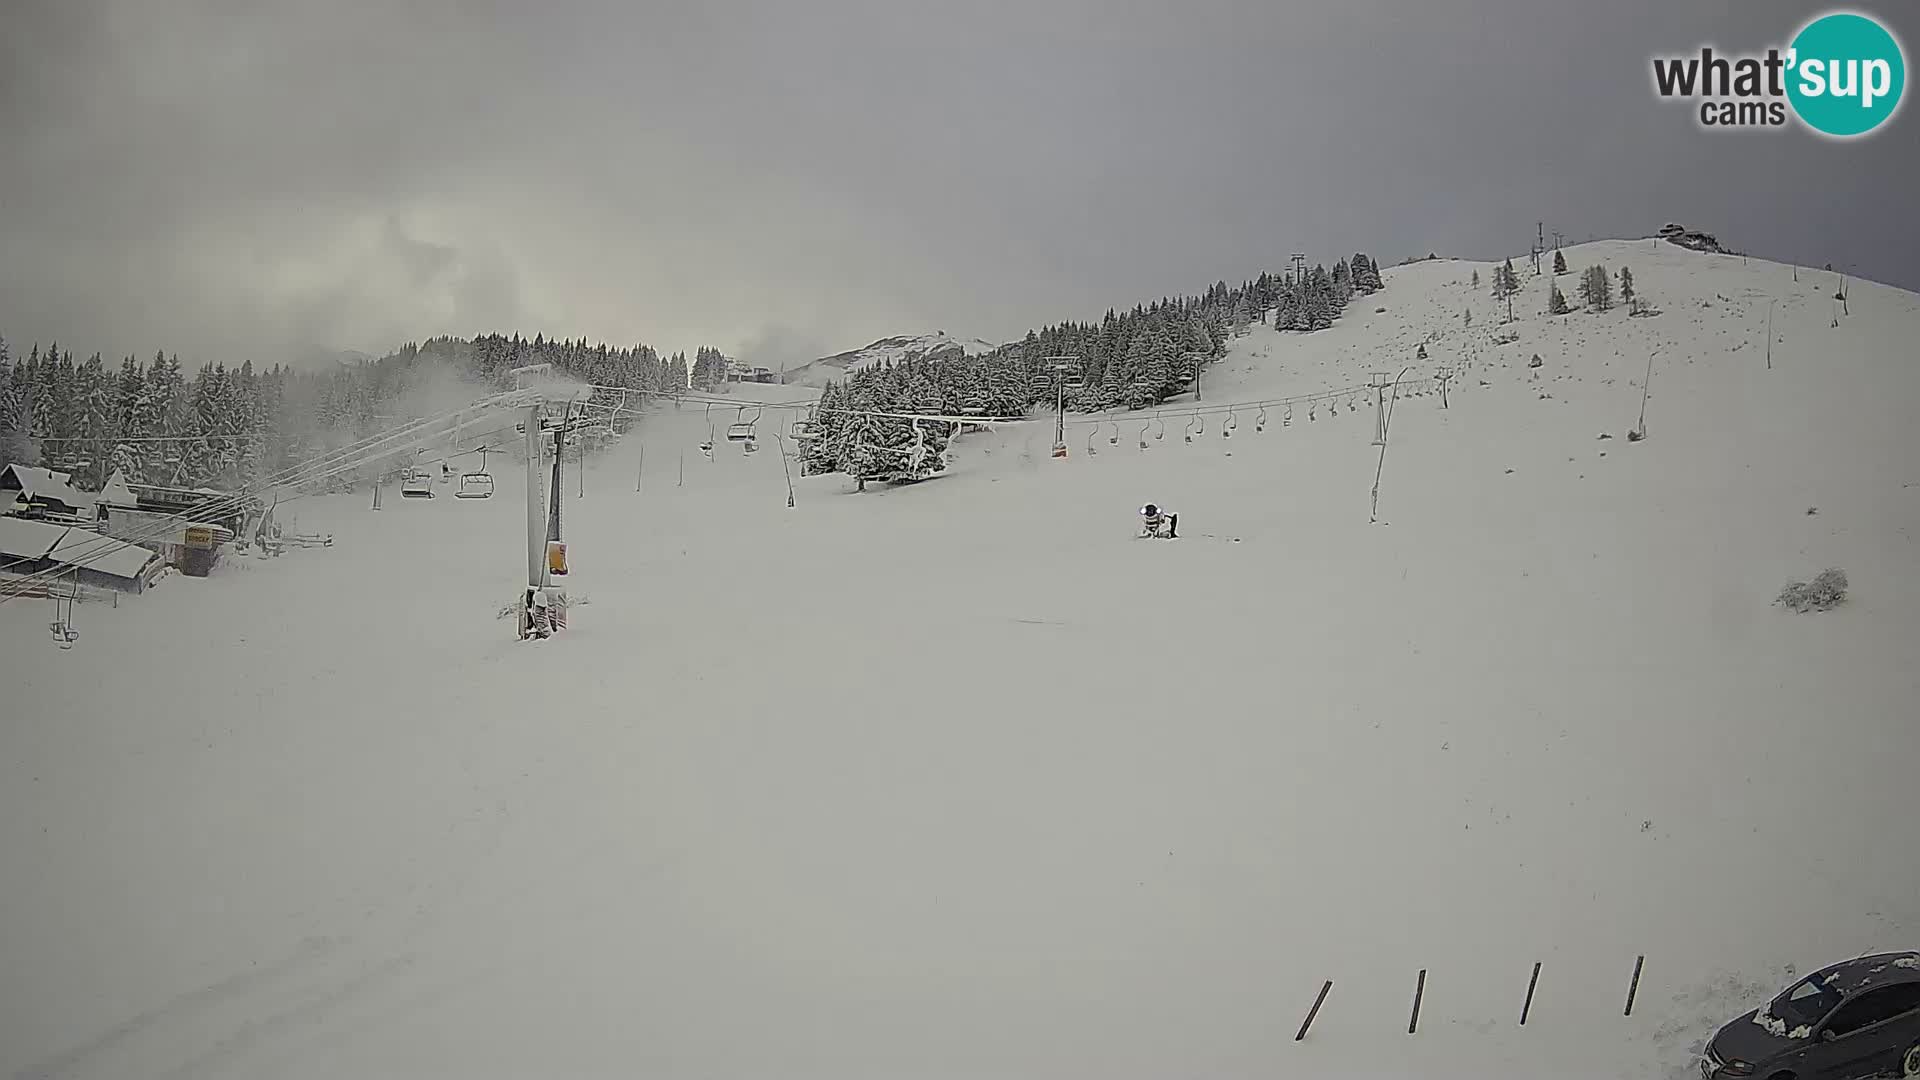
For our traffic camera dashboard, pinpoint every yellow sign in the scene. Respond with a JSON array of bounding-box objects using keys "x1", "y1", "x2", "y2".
[{"x1": 183, "y1": 526, "x2": 214, "y2": 549}]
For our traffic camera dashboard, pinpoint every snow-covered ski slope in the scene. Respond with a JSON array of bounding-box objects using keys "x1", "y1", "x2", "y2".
[
  {"x1": 786, "y1": 330, "x2": 1001, "y2": 386},
  {"x1": 3, "y1": 240, "x2": 1917, "y2": 1080}
]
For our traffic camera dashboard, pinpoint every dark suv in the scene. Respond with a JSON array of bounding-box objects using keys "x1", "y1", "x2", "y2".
[{"x1": 1702, "y1": 952, "x2": 1920, "y2": 1078}]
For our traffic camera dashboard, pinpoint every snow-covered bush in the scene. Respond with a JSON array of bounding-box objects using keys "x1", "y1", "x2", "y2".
[{"x1": 1775, "y1": 568, "x2": 1848, "y2": 613}]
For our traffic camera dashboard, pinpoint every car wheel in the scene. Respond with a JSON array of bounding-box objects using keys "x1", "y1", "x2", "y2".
[{"x1": 1901, "y1": 1041, "x2": 1920, "y2": 1078}]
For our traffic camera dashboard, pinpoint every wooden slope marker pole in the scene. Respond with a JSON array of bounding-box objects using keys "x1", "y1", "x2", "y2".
[
  {"x1": 1408, "y1": 969, "x2": 1428, "y2": 1034},
  {"x1": 1624, "y1": 955, "x2": 1645, "y2": 1017},
  {"x1": 1295, "y1": 980, "x2": 1333, "y2": 1042}
]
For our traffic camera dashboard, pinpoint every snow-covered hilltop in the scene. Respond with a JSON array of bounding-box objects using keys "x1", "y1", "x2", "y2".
[{"x1": 785, "y1": 330, "x2": 1001, "y2": 386}]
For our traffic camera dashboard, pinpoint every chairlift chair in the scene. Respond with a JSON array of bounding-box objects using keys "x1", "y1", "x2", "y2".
[
  {"x1": 725, "y1": 406, "x2": 756, "y2": 442},
  {"x1": 455, "y1": 448, "x2": 494, "y2": 499},
  {"x1": 400, "y1": 469, "x2": 435, "y2": 498}
]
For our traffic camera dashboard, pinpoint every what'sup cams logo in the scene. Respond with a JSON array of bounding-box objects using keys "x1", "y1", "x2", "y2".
[{"x1": 1652, "y1": 10, "x2": 1906, "y2": 138}]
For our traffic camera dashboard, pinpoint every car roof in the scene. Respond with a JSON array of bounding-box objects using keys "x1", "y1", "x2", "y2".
[{"x1": 1814, "y1": 952, "x2": 1920, "y2": 995}]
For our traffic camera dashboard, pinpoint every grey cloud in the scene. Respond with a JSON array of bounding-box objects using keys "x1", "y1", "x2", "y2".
[{"x1": 1, "y1": 0, "x2": 1915, "y2": 371}]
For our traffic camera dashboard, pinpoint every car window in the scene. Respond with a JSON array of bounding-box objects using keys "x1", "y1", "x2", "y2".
[
  {"x1": 1777, "y1": 974, "x2": 1844, "y2": 1027},
  {"x1": 1824, "y1": 985, "x2": 1920, "y2": 1037}
]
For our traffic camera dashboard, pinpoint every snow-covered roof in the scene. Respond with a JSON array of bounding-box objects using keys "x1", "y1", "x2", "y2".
[
  {"x1": 0, "y1": 464, "x2": 95, "y2": 510},
  {"x1": 0, "y1": 515, "x2": 64, "y2": 560},
  {"x1": 96, "y1": 470, "x2": 139, "y2": 508},
  {"x1": 0, "y1": 514, "x2": 159, "y2": 580},
  {"x1": 47, "y1": 529, "x2": 158, "y2": 580}
]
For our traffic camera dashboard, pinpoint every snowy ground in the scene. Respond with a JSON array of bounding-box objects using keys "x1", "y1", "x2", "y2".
[{"x1": 3, "y1": 241, "x2": 1917, "y2": 1080}]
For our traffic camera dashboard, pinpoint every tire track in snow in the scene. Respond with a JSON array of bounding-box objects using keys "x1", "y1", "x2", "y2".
[{"x1": 12, "y1": 935, "x2": 340, "y2": 1080}]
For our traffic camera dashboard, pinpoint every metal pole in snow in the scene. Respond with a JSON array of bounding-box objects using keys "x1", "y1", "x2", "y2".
[
  {"x1": 636, "y1": 444, "x2": 644, "y2": 493},
  {"x1": 1636, "y1": 350, "x2": 1657, "y2": 438},
  {"x1": 1624, "y1": 955, "x2": 1646, "y2": 1016},
  {"x1": 1408, "y1": 969, "x2": 1427, "y2": 1034},
  {"x1": 524, "y1": 404, "x2": 544, "y2": 588},
  {"x1": 1295, "y1": 981, "x2": 1332, "y2": 1041},
  {"x1": 1766, "y1": 303, "x2": 1774, "y2": 371}
]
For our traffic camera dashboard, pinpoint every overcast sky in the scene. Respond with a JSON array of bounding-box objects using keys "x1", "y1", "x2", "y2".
[{"x1": 2, "y1": 0, "x2": 1915, "y2": 372}]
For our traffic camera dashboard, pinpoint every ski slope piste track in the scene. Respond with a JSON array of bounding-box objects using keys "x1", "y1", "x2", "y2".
[{"x1": 2, "y1": 240, "x2": 1917, "y2": 1080}]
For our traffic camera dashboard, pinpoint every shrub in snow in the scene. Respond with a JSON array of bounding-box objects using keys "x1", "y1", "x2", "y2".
[{"x1": 1775, "y1": 568, "x2": 1848, "y2": 613}]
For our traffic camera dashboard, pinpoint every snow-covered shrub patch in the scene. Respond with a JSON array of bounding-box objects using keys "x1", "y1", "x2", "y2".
[{"x1": 1775, "y1": 569, "x2": 1848, "y2": 613}]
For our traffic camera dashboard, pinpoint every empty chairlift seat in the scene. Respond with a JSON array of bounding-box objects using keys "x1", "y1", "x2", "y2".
[
  {"x1": 455, "y1": 471, "x2": 493, "y2": 499},
  {"x1": 400, "y1": 470, "x2": 434, "y2": 498}
]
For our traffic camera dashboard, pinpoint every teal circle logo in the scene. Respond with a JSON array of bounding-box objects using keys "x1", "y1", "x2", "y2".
[{"x1": 1787, "y1": 12, "x2": 1906, "y2": 137}]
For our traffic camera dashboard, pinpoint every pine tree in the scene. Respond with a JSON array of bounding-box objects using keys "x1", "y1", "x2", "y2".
[
  {"x1": 1471, "y1": 269, "x2": 1481, "y2": 289},
  {"x1": 77, "y1": 353, "x2": 116, "y2": 488},
  {"x1": 1492, "y1": 259, "x2": 1520, "y2": 300},
  {"x1": 1305, "y1": 264, "x2": 1336, "y2": 330},
  {"x1": 1619, "y1": 266, "x2": 1635, "y2": 304},
  {"x1": 1579, "y1": 265, "x2": 1613, "y2": 312},
  {"x1": 1463, "y1": 308, "x2": 1473, "y2": 327},
  {"x1": 1230, "y1": 293, "x2": 1252, "y2": 333},
  {"x1": 0, "y1": 337, "x2": 32, "y2": 466},
  {"x1": 1548, "y1": 282, "x2": 1570, "y2": 315},
  {"x1": 1351, "y1": 253, "x2": 1381, "y2": 294},
  {"x1": 1553, "y1": 249, "x2": 1568, "y2": 275}
]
